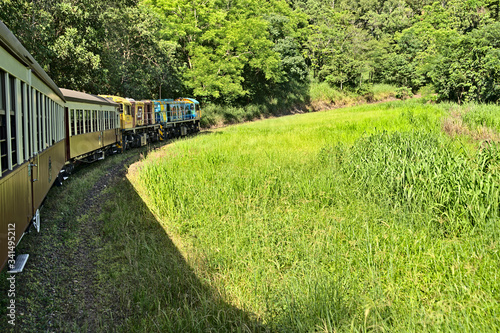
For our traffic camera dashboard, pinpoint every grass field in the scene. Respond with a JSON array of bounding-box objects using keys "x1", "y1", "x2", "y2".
[
  {"x1": 126, "y1": 99, "x2": 500, "y2": 332},
  {"x1": 3, "y1": 99, "x2": 498, "y2": 332}
]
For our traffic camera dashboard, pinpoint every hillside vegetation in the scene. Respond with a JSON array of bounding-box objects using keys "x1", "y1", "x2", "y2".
[
  {"x1": 3, "y1": 1, "x2": 500, "y2": 115},
  {"x1": 124, "y1": 100, "x2": 500, "y2": 332}
]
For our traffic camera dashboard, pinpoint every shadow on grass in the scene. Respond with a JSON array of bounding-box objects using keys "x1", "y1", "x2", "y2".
[
  {"x1": 0, "y1": 151, "x2": 268, "y2": 333},
  {"x1": 99, "y1": 174, "x2": 268, "y2": 332}
]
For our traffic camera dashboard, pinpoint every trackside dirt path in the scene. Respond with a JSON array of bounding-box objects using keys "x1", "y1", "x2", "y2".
[{"x1": 1, "y1": 154, "x2": 137, "y2": 333}]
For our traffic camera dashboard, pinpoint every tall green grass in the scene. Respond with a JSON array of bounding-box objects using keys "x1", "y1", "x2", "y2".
[
  {"x1": 458, "y1": 103, "x2": 500, "y2": 132},
  {"x1": 309, "y1": 82, "x2": 398, "y2": 107},
  {"x1": 130, "y1": 100, "x2": 500, "y2": 332}
]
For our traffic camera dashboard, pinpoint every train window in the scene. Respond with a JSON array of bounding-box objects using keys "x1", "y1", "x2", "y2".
[
  {"x1": 41, "y1": 94, "x2": 46, "y2": 149},
  {"x1": 0, "y1": 71, "x2": 6, "y2": 174},
  {"x1": 59, "y1": 105, "x2": 62, "y2": 140},
  {"x1": 79, "y1": 110, "x2": 82, "y2": 134},
  {"x1": 54, "y1": 102, "x2": 57, "y2": 142},
  {"x1": 57, "y1": 105, "x2": 61, "y2": 141},
  {"x1": 87, "y1": 110, "x2": 91, "y2": 133},
  {"x1": 76, "y1": 110, "x2": 80, "y2": 135},
  {"x1": 73, "y1": 109, "x2": 77, "y2": 136},
  {"x1": 0, "y1": 70, "x2": 5, "y2": 110},
  {"x1": 47, "y1": 98, "x2": 51, "y2": 145},
  {"x1": 54, "y1": 104, "x2": 58, "y2": 141},
  {"x1": 39, "y1": 92, "x2": 43, "y2": 151},
  {"x1": 44, "y1": 96, "x2": 48, "y2": 147},
  {"x1": 53, "y1": 103, "x2": 57, "y2": 141},
  {"x1": 49, "y1": 100, "x2": 53, "y2": 144},
  {"x1": 51, "y1": 101, "x2": 54, "y2": 143},
  {"x1": 105, "y1": 111, "x2": 108, "y2": 130},
  {"x1": 9, "y1": 76, "x2": 17, "y2": 167},
  {"x1": 21, "y1": 82, "x2": 28, "y2": 161},
  {"x1": 86, "y1": 110, "x2": 89, "y2": 133},
  {"x1": 44, "y1": 96, "x2": 50, "y2": 147},
  {"x1": 55, "y1": 103, "x2": 58, "y2": 141},
  {"x1": 57, "y1": 104, "x2": 60, "y2": 141},
  {"x1": 36, "y1": 91, "x2": 41, "y2": 152},
  {"x1": 50, "y1": 102, "x2": 54, "y2": 142},
  {"x1": 81, "y1": 110, "x2": 84, "y2": 134},
  {"x1": 69, "y1": 109, "x2": 74, "y2": 136},
  {"x1": 83, "y1": 110, "x2": 86, "y2": 134},
  {"x1": 45, "y1": 96, "x2": 49, "y2": 148},
  {"x1": 58, "y1": 105, "x2": 61, "y2": 141},
  {"x1": 29, "y1": 89, "x2": 33, "y2": 157},
  {"x1": 97, "y1": 110, "x2": 101, "y2": 131},
  {"x1": 74, "y1": 110, "x2": 77, "y2": 135},
  {"x1": 47, "y1": 98, "x2": 51, "y2": 146},
  {"x1": 75, "y1": 109, "x2": 78, "y2": 135},
  {"x1": 30, "y1": 88, "x2": 35, "y2": 155}
]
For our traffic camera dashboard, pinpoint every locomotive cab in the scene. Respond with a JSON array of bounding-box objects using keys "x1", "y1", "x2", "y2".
[{"x1": 99, "y1": 95, "x2": 133, "y2": 129}]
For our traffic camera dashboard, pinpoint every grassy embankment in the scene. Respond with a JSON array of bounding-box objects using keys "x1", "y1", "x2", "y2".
[
  {"x1": 126, "y1": 99, "x2": 500, "y2": 331},
  {"x1": 2, "y1": 99, "x2": 499, "y2": 332}
]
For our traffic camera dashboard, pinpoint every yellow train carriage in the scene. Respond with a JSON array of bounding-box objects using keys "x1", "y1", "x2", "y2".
[
  {"x1": 0, "y1": 20, "x2": 66, "y2": 272},
  {"x1": 99, "y1": 95, "x2": 133, "y2": 129}
]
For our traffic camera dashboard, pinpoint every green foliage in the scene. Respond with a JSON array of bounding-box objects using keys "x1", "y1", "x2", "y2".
[
  {"x1": 395, "y1": 86, "x2": 412, "y2": 99},
  {"x1": 5, "y1": 0, "x2": 500, "y2": 104},
  {"x1": 0, "y1": 0, "x2": 178, "y2": 98},
  {"x1": 427, "y1": 22, "x2": 500, "y2": 103},
  {"x1": 144, "y1": 0, "x2": 308, "y2": 104}
]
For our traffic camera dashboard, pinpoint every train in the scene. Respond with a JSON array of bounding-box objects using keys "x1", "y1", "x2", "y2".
[{"x1": 0, "y1": 20, "x2": 201, "y2": 272}]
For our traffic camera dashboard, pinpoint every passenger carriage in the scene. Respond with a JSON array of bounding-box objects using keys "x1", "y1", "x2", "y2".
[
  {"x1": 61, "y1": 89, "x2": 120, "y2": 163},
  {"x1": 0, "y1": 21, "x2": 66, "y2": 271}
]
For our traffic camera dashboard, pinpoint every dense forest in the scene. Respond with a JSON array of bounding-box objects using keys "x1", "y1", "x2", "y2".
[{"x1": 2, "y1": 0, "x2": 500, "y2": 106}]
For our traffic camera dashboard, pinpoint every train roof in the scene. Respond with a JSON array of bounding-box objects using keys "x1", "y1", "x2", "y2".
[
  {"x1": 60, "y1": 88, "x2": 119, "y2": 106},
  {"x1": 99, "y1": 95, "x2": 132, "y2": 105},
  {"x1": 0, "y1": 20, "x2": 65, "y2": 101},
  {"x1": 179, "y1": 98, "x2": 200, "y2": 104}
]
